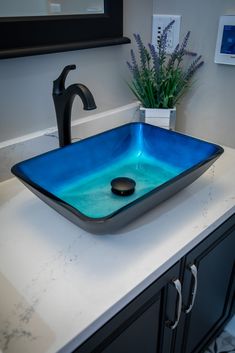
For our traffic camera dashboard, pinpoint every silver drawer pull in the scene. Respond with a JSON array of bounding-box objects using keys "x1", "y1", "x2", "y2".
[
  {"x1": 167, "y1": 278, "x2": 182, "y2": 330},
  {"x1": 185, "y1": 264, "x2": 198, "y2": 314}
]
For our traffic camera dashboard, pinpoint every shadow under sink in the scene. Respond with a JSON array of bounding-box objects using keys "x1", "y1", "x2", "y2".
[{"x1": 11, "y1": 123, "x2": 223, "y2": 234}]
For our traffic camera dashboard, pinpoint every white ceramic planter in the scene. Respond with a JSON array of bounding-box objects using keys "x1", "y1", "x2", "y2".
[{"x1": 140, "y1": 107, "x2": 176, "y2": 130}]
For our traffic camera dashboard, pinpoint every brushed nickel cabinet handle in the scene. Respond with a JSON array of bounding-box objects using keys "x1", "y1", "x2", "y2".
[
  {"x1": 185, "y1": 264, "x2": 198, "y2": 314},
  {"x1": 166, "y1": 278, "x2": 182, "y2": 330}
]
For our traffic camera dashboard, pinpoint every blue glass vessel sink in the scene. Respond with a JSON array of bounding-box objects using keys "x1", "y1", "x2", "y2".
[{"x1": 11, "y1": 123, "x2": 223, "y2": 234}]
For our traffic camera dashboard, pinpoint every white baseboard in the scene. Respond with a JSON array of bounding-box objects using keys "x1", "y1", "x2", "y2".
[{"x1": 0, "y1": 102, "x2": 140, "y2": 182}]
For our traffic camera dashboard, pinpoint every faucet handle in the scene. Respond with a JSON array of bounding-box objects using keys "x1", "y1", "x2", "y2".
[{"x1": 53, "y1": 64, "x2": 76, "y2": 95}]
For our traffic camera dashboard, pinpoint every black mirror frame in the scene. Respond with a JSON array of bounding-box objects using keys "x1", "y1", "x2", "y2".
[{"x1": 0, "y1": 0, "x2": 130, "y2": 59}]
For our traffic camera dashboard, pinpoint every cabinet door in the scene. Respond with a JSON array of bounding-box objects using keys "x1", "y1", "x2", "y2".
[
  {"x1": 100, "y1": 298, "x2": 161, "y2": 353},
  {"x1": 180, "y1": 215, "x2": 235, "y2": 353},
  {"x1": 75, "y1": 262, "x2": 181, "y2": 353}
]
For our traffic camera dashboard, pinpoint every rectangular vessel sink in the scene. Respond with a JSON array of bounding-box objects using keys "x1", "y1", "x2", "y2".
[{"x1": 11, "y1": 123, "x2": 223, "y2": 234}]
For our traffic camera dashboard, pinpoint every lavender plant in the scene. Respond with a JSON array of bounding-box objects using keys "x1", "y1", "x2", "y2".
[{"x1": 127, "y1": 21, "x2": 204, "y2": 109}]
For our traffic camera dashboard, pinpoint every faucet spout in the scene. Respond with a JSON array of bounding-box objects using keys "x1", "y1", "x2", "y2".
[
  {"x1": 52, "y1": 65, "x2": 97, "y2": 148},
  {"x1": 68, "y1": 83, "x2": 97, "y2": 111}
]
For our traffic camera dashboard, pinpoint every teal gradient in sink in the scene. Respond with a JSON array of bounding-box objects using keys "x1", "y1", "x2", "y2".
[{"x1": 56, "y1": 153, "x2": 181, "y2": 218}]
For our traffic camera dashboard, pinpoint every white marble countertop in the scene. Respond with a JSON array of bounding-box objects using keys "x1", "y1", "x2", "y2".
[{"x1": 0, "y1": 146, "x2": 235, "y2": 353}]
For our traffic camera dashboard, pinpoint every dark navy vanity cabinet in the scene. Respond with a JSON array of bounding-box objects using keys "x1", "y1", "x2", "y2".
[
  {"x1": 74, "y1": 214, "x2": 235, "y2": 353},
  {"x1": 175, "y1": 214, "x2": 235, "y2": 353}
]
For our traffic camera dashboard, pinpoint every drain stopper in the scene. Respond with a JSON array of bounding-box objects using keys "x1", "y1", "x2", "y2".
[{"x1": 111, "y1": 177, "x2": 136, "y2": 196}]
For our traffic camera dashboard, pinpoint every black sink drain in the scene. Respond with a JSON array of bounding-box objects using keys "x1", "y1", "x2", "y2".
[{"x1": 111, "y1": 177, "x2": 136, "y2": 196}]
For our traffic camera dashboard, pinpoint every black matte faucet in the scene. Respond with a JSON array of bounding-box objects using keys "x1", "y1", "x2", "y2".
[{"x1": 53, "y1": 65, "x2": 97, "y2": 147}]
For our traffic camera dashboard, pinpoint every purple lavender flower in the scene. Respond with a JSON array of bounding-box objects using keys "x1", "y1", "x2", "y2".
[
  {"x1": 179, "y1": 31, "x2": 190, "y2": 54},
  {"x1": 173, "y1": 31, "x2": 192, "y2": 65},
  {"x1": 158, "y1": 20, "x2": 175, "y2": 55},
  {"x1": 134, "y1": 33, "x2": 148, "y2": 69},
  {"x1": 130, "y1": 49, "x2": 137, "y2": 68},
  {"x1": 126, "y1": 61, "x2": 134, "y2": 73},
  {"x1": 184, "y1": 50, "x2": 197, "y2": 57},
  {"x1": 184, "y1": 55, "x2": 204, "y2": 81},
  {"x1": 167, "y1": 43, "x2": 180, "y2": 70},
  {"x1": 148, "y1": 43, "x2": 159, "y2": 73}
]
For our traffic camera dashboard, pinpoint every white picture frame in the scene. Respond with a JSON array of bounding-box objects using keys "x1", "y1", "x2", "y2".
[{"x1": 214, "y1": 15, "x2": 235, "y2": 65}]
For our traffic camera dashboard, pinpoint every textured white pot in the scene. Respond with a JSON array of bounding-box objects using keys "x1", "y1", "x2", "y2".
[{"x1": 140, "y1": 107, "x2": 176, "y2": 130}]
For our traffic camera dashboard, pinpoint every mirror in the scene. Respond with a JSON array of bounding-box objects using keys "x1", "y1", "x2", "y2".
[
  {"x1": 0, "y1": 0, "x2": 130, "y2": 59},
  {"x1": 1, "y1": 0, "x2": 104, "y2": 17}
]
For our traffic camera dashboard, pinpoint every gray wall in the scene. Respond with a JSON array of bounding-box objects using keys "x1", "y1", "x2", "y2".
[
  {"x1": 0, "y1": 0, "x2": 153, "y2": 142},
  {"x1": 1, "y1": 0, "x2": 234, "y2": 149},
  {"x1": 155, "y1": 0, "x2": 235, "y2": 148}
]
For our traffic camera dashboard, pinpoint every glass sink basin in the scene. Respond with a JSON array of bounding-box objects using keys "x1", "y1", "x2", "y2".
[{"x1": 11, "y1": 123, "x2": 223, "y2": 234}]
